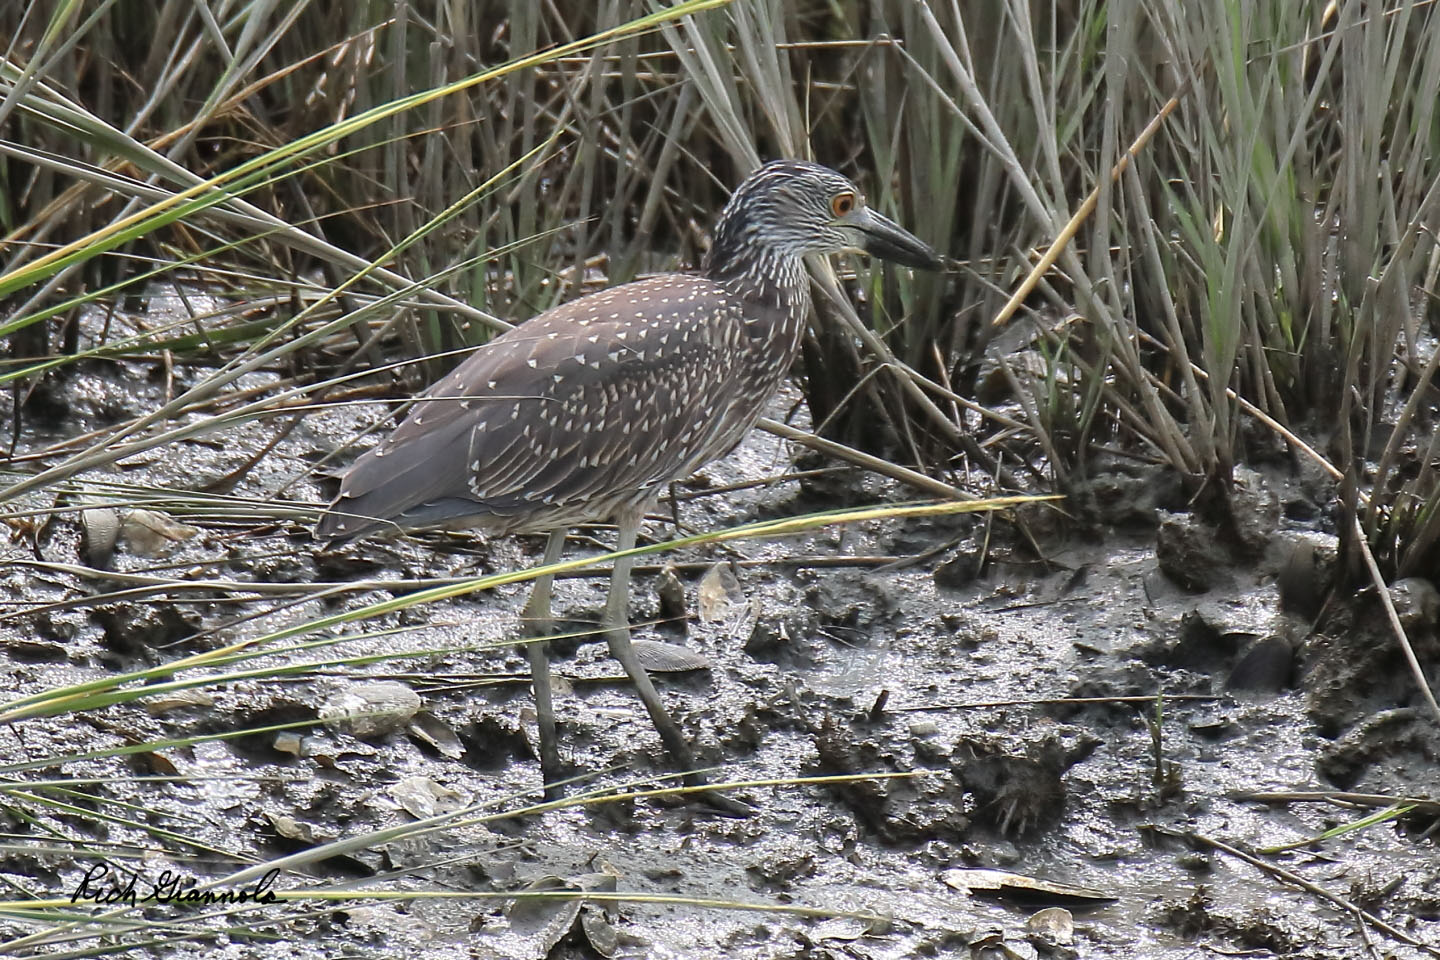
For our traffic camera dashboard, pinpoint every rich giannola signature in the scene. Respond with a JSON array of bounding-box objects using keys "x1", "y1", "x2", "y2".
[{"x1": 69, "y1": 864, "x2": 281, "y2": 909}]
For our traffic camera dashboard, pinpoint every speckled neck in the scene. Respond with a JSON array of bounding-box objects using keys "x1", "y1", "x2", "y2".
[
  {"x1": 703, "y1": 186, "x2": 811, "y2": 304},
  {"x1": 707, "y1": 249, "x2": 807, "y2": 309},
  {"x1": 704, "y1": 232, "x2": 810, "y2": 359}
]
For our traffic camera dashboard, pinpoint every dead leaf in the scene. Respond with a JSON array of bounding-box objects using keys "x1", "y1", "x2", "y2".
[
  {"x1": 1025, "y1": 906, "x2": 1074, "y2": 946},
  {"x1": 942, "y1": 868, "x2": 1116, "y2": 907},
  {"x1": 121, "y1": 509, "x2": 198, "y2": 557},
  {"x1": 697, "y1": 562, "x2": 744, "y2": 622},
  {"x1": 630, "y1": 639, "x2": 710, "y2": 673},
  {"x1": 408, "y1": 711, "x2": 465, "y2": 758},
  {"x1": 319, "y1": 681, "x2": 422, "y2": 738},
  {"x1": 389, "y1": 776, "x2": 467, "y2": 819},
  {"x1": 144, "y1": 689, "x2": 214, "y2": 716}
]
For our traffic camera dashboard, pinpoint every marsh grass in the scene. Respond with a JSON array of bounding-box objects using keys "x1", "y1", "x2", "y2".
[{"x1": 6, "y1": 2, "x2": 1436, "y2": 556}]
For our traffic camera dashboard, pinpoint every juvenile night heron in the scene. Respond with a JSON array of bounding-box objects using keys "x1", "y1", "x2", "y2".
[{"x1": 316, "y1": 160, "x2": 941, "y2": 800}]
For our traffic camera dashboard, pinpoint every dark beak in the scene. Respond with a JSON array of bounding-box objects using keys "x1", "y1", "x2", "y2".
[{"x1": 849, "y1": 208, "x2": 945, "y2": 270}]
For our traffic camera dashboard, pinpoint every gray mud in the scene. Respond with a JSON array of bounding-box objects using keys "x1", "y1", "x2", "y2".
[{"x1": 2, "y1": 342, "x2": 1438, "y2": 959}]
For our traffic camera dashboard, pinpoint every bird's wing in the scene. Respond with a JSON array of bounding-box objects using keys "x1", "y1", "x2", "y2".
[{"x1": 318, "y1": 275, "x2": 762, "y2": 539}]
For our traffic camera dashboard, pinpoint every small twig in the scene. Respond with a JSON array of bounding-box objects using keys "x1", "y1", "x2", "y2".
[
  {"x1": 661, "y1": 466, "x2": 847, "y2": 502},
  {"x1": 1148, "y1": 825, "x2": 1440, "y2": 957},
  {"x1": 992, "y1": 89, "x2": 1187, "y2": 328},
  {"x1": 988, "y1": 596, "x2": 1087, "y2": 612},
  {"x1": 201, "y1": 415, "x2": 303, "y2": 494},
  {"x1": 1235, "y1": 790, "x2": 1438, "y2": 813},
  {"x1": 894, "y1": 694, "x2": 1220, "y2": 712},
  {"x1": 1354, "y1": 904, "x2": 1383, "y2": 960},
  {"x1": 757, "y1": 417, "x2": 978, "y2": 501},
  {"x1": 1353, "y1": 514, "x2": 1440, "y2": 725}
]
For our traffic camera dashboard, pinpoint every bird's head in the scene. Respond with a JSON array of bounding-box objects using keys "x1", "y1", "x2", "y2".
[{"x1": 707, "y1": 160, "x2": 944, "y2": 272}]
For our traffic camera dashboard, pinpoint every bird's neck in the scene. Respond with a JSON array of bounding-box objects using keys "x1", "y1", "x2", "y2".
[{"x1": 703, "y1": 239, "x2": 810, "y2": 317}]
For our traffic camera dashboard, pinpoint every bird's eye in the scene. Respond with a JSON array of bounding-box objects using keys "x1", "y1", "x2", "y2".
[{"x1": 830, "y1": 192, "x2": 855, "y2": 217}]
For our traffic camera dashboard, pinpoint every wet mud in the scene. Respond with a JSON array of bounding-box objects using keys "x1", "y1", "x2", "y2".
[{"x1": 1, "y1": 345, "x2": 1437, "y2": 959}]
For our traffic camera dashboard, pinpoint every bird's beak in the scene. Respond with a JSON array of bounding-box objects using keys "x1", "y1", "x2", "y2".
[{"x1": 842, "y1": 207, "x2": 945, "y2": 270}]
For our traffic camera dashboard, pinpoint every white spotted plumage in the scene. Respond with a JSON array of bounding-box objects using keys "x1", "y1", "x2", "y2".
[{"x1": 317, "y1": 160, "x2": 930, "y2": 541}]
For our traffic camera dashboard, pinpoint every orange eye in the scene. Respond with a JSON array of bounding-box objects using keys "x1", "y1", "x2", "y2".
[{"x1": 831, "y1": 192, "x2": 855, "y2": 217}]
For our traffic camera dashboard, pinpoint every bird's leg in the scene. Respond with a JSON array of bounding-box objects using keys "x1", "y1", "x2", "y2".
[
  {"x1": 522, "y1": 528, "x2": 568, "y2": 800},
  {"x1": 603, "y1": 510, "x2": 750, "y2": 816},
  {"x1": 666, "y1": 480, "x2": 682, "y2": 534},
  {"x1": 603, "y1": 507, "x2": 701, "y2": 776}
]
